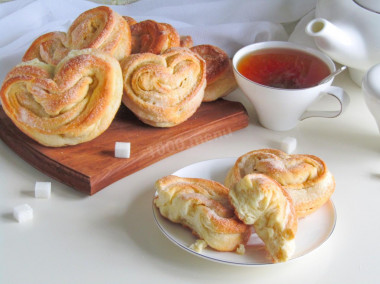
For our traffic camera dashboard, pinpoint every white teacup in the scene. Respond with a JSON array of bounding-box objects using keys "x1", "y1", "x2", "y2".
[{"x1": 232, "y1": 41, "x2": 350, "y2": 131}]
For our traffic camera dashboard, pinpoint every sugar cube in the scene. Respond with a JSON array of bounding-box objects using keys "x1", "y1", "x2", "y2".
[
  {"x1": 35, "y1": 181, "x2": 51, "y2": 198},
  {"x1": 281, "y1": 136, "x2": 297, "y2": 154},
  {"x1": 13, "y1": 204, "x2": 33, "y2": 223},
  {"x1": 115, "y1": 142, "x2": 131, "y2": 158}
]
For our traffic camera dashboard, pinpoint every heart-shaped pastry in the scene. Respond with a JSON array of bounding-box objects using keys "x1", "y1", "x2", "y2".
[
  {"x1": 121, "y1": 47, "x2": 206, "y2": 127},
  {"x1": 0, "y1": 49, "x2": 123, "y2": 147},
  {"x1": 154, "y1": 175, "x2": 252, "y2": 252},
  {"x1": 229, "y1": 173, "x2": 297, "y2": 262},
  {"x1": 23, "y1": 6, "x2": 131, "y2": 64},
  {"x1": 225, "y1": 149, "x2": 335, "y2": 218}
]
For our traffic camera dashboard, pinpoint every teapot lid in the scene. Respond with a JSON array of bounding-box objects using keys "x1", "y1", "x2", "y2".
[{"x1": 354, "y1": 0, "x2": 380, "y2": 13}]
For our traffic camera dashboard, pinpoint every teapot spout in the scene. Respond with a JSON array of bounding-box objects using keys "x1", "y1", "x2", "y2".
[{"x1": 305, "y1": 18, "x2": 362, "y2": 66}]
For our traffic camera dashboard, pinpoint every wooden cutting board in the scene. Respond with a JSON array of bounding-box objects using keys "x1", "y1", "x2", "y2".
[{"x1": 0, "y1": 99, "x2": 248, "y2": 195}]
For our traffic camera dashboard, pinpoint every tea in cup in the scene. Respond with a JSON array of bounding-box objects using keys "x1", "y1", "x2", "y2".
[{"x1": 232, "y1": 41, "x2": 350, "y2": 131}]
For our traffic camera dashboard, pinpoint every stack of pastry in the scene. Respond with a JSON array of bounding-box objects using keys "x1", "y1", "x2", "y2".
[
  {"x1": 0, "y1": 6, "x2": 237, "y2": 147},
  {"x1": 154, "y1": 149, "x2": 335, "y2": 263}
]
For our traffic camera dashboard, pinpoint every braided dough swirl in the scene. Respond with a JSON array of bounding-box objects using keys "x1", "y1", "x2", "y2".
[
  {"x1": 225, "y1": 149, "x2": 335, "y2": 218},
  {"x1": 121, "y1": 47, "x2": 206, "y2": 127},
  {"x1": 154, "y1": 175, "x2": 252, "y2": 252},
  {"x1": 23, "y1": 6, "x2": 131, "y2": 64},
  {"x1": 0, "y1": 49, "x2": 123, "y2": 147}
]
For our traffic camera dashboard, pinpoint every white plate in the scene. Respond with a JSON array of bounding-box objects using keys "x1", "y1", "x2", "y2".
[{"x1": 152, "y1": 157, "x2": 337, "y2": 266}]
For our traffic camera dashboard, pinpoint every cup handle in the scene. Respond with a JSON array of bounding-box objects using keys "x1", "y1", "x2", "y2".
[{"x1": 300, "y1": 86, "x2": 350, "y2": 120}]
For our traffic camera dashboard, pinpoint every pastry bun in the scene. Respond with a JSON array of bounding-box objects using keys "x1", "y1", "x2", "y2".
[
  {"x1": 229, "y1": 173, "x2": 297, "y2": 262},
  {"x1": 121, "y1": 47, "x2": 206, "y2": 127},
  {"x1": 0, "y1": 49, "x2": 123, "y2": 147},
  {"x1": 225, "y1": 149, "x2": 335, "y2": 218},
  {"x1": 154, "y1": 175, "x2": 252, "y2": 252},
  {"x1": 191, "y1": 44, "x2": 237, "y2": 102},
  {"x1": 130, "y1": 20, "x2": 180, "y2": 54},
  {"x1": 23, "y1": 6, "x2": 131, "y2": 64},
  {"x1": 67, "y1": 6, "x2": 131, "y2": 60}
]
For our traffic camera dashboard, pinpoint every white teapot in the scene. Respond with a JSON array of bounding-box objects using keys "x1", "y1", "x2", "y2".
[
  {"x1": 305, "y1": 0, "x2": 380, "y2": 86},
  {"x1": 363, "y1": 64, "x2": 380, "y2": 133}
]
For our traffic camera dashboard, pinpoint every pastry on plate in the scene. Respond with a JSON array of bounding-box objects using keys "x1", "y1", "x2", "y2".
[
  {"x1": 225, "y1": 149, "x2": 335, "y2": 218},
  {"x1": 23, "y1": 6, "x2": 131, "y2": 64},
  {"x1": 121, "y1": 47, "x2": 206, "y2": 127},
  {"x1": 0, "y1": 49, "x2": 123, "y2": 147},
  {"x1": 191, "y1": 44, "x2": 237, "y2": 102},
  {"x1": 154, "y1": 175, "x2": 252, "y2": 252},
  {"x1": 130, "y1": 20, "x2": 180, "y2": 54},
  {"x1": 229, "y1": 173, "x2": 297, "y2": 262}
]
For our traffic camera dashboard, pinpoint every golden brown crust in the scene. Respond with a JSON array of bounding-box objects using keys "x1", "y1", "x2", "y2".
[
  {"x1": 191, "y1": 45, "x2": 230, "y2": 84},
  {"x1": 22, "y1": 32, "x2": 70, "y2": 66},
  {"x1": 190, "y1": 44, "x2": 237, "y2": 102},
  {"x1": 0, "y1": 49, "x2": 123, "y2": 147},
  {"x1": 67, "y1": 6, "x2": 131, "y2": 61},
  {"x1": 154, "y1": 175, "x2": 252, "y2": 252},
  {"x1": 130, "y1": 20, "x2": 164, "y2": 54},
  {"x1": 121, "y1": 47, "x2": 206, "y2": 127},
  {"x1": 130, "y1": 20, "x2": 180, "y2": 54},
  {"x1": 225, "y1": 149, "x2": 335, "y2": 218},
  {"x1": 23, "y1": 6, "x2": 131, "y2": 64},
  {"x1": 229, "y1": 173, "x2": 297, "y2": 262}
]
